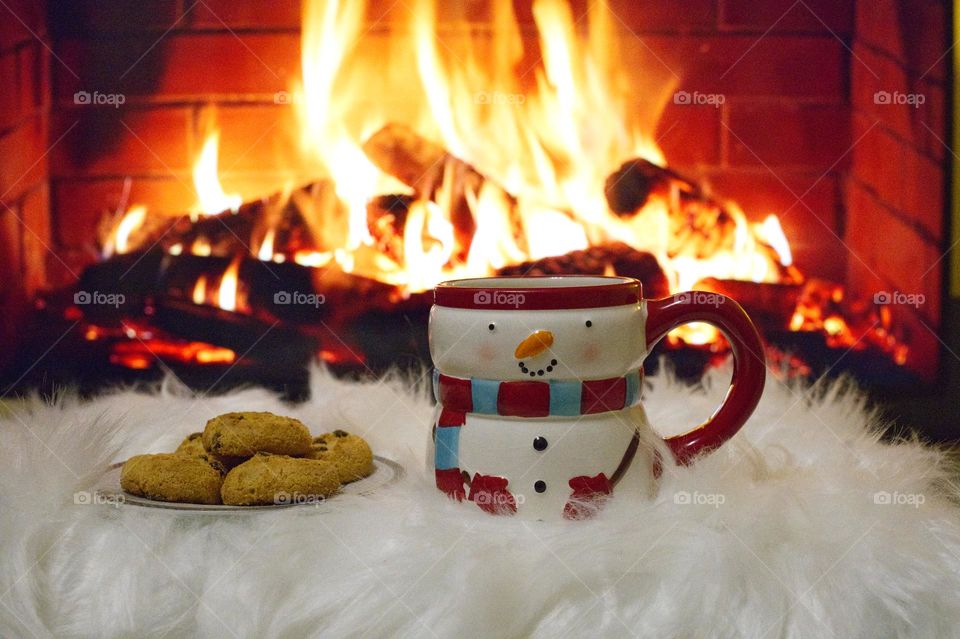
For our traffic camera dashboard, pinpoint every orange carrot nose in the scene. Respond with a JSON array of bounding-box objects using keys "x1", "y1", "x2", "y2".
[{"x1": 514, "y1": 330, "x2": 554, "y2": 359}]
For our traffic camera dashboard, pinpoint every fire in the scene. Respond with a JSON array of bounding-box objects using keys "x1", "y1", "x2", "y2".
[
  {"x1": 102, "y1": 205, "x2": 146, "y2": 257},
  {"x1": 190, "y1": 258, "x2": 247, "y2": 314},
  {"x1": 192, "y1": 130, "x2": 242, "y2": 216},
  {"x1": 281, "y1": 0, "x2": 792, "y2": 298},
  {"x1": 217, "y1": 257, "x2": 241, "y2": 312},
  {"x1": 90, "y1": 0, "x2": 907, "y2": 368}
]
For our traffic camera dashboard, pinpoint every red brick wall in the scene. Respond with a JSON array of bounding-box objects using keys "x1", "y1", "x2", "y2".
[
  {"x1": 846, "y1": 0, "x2": 947, "y2": 377},
  {"x1": 0, "y1": 0, "x2": 49, "y2": 375}
]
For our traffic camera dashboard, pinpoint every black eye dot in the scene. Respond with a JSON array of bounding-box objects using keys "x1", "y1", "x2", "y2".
[
  {"x1": 488, "y1": 323, "x2": 495, "y2": 331},
  {"x1": 585, "y1": 320, "x2": 593, "y2": 327}
]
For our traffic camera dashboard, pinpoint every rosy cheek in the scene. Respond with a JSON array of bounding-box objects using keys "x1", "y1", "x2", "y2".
[
  {"x1": 477, "y1": 343, "x2": 498, "y2": 362},
  {"x1": 580, "y1": 342, "x2": 601, "y2": 362}
]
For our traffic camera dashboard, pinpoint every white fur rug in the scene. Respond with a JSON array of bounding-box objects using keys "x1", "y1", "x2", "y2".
[{"x1": 2, "y1": 364, "x2": 960, "y2": 638}]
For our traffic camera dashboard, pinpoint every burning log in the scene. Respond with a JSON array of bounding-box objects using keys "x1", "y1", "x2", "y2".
[
  {"x1": 603, "y1": 158, "x2": 702, "y2": 216},
  {"x1": 126, "y1": 180, "x2": 343, "y2": 259},
  {"x1": 153, "y1": 296, "x2": 318, "y2": 365},
  {"x1": 495, "y1": 242, "x2": 670, "y2": 299},
  {"x1": 363, "y1": 123, "x2": 524, "y2": 257}
]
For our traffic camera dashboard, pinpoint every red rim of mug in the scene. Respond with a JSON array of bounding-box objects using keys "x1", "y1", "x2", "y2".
[{"x1": 434, "y1": 275, "x2": 642, "y2": 310}]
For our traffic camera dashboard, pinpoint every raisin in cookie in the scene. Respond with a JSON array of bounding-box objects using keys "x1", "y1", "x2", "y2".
[
  {"x1": 120, "y1": 453, "x2": 224, "y2": 505},
  {"x1": 202, "y1": 412, "x2": 312, "y2": 457},
  {"x1": 305, "y1": 429, "x2": 374, "y2": 483},
  {"x1": 175, "y1": 432, "x2": 245, "y2": 469},
  {"x1": 220, "y1": 454, "x2": 340, "y2": 506}
]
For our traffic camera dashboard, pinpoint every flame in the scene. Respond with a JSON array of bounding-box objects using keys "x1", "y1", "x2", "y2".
[
  {"x1": 102, "y1": 205, "x2": 147, "y2": 258},
  {"x1": 193, "y1": 131, "x2": 242, "y2": 216},
  {"x1": 257, "y1": 228, "x2": 276, "y2": 261},
  {"x1": 277, "y1": 0, "x2": 791, "y2": 301},
  {"x1": 216, "y1": 257, "x2": 242, "y2": 312},
  {"x1": 192, "y1": 275, "x2": 207, "y2": 305}
]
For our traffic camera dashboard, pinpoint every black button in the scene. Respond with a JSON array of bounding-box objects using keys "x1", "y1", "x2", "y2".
[
  {"x1": 533, "y1": 436, "x2": 548, "y2": 451},
  {"x1": 534, "y1": 480, "x2": 546, "y2": 493}
]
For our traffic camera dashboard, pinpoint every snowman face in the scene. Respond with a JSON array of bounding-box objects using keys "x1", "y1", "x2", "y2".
[{"x1": 429, "y1": 303, "x2": 647, "y2": 381}]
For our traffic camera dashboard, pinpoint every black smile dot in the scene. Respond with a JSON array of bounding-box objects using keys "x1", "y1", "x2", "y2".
[
  {"x1": 550, "y1": 359, "x2": 557, "y2": 366},
  {"x1": 518, "y1": 362, "x2": 524, "y2": 368},
  {"x1": 533, "y1": 436, "x2": 548, "y2": 451},
  {"x1": 546, "y1": 366, "x2": 553, "y2": 372},
  {"x1": 534, "y1": 480, "x2": 546, "y2": 493},
  {"x1": 537, "y1": 370, "x2": 544, "y2": 376},
  {"x1": 529, "y1": 372, "x2": 536, "y2": 377}
]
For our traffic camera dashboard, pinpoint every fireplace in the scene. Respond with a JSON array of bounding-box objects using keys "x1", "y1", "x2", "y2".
[{"x1": 0, "y1": 1, "x2": 952, "y2": 421}]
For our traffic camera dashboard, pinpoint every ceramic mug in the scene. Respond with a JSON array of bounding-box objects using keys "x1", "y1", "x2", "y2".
[{"x1": 429, "y1": 275, "x2": 766, "y2": 520}]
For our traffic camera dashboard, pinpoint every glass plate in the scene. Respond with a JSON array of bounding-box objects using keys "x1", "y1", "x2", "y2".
[{"x1": 90, "y1": 455, "x2": 404, "y2": 513}]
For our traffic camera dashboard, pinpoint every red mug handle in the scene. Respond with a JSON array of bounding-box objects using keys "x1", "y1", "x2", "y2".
[{"x1": 644, "y1": 293, "x2": 766, "y2": 465}]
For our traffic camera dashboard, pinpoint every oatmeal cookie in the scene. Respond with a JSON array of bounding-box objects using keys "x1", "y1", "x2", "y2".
[
  {"x1": 305, "y1": 429, "x2": 374, "y2": 483},
  {"x1": 220, "y1": 454, "x2": 340, "y2": 506},
  {"x1": 120, "y1": 453, "x2": 224, "y2": 505},
  {"x1": 202, "y1": 412, "x2": 312, "y2": 457}
]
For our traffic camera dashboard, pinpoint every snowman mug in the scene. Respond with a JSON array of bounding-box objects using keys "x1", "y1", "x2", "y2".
[{"x1": 430, "y1": 275, "x2": 765, "y2": 519}]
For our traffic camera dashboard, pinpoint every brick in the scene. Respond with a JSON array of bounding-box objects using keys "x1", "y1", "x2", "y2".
[
  {"x1": 52, "y1": 177, "x2": 197, "y2": 250},
  {"x1": 607, "y1": 0, "x2": 717, "y2": 31},
  {"x1": 850, "y1": 115, "x2": 944, "y2": 241},
  {"x1": 17, "y1": 41, "x2": 44, "y2": 116},
  {"x1": 0, "y1": 50, "x2": 18, "y2": 131},
  {"x1": 632, "y1": 35, "x2": 845, "y2": 99},
  {"x1": 51, "y1": 106, "x2": 193, "y2": 176},
  {"x1": 844, "y1": 182, "x2": 942, "y2": 325},
  {"x1": 695, "y1": 169, "x2": 844, "y2": 278},
  {"x1": 656, "y1": 100, "x2": 722, "y2": 166},
  {"x1": 212, "y1": 104, "x2": 300, "y2": 174},
  {"x1": 0, "y1": 205, "x2": 21, "y2": 280},
  {"x1": 54, "y1": 33, "x2": 300, "y2": 102},
  {"x1": 0, "y1": 0, "x2": 46, "y2": 52},
  {"x1": 855, "y1": 0, "x2": 947, "y2": 81},
  {"x1": 0, "y1": 115, "x2": 46, "y2": 203},
  {"x1": 726, "y1": 102, "x2": 850, "y2": 169},
  {"x1": 20, "y1": 184, "x2": 50, "y2": 295},
  {"x1": 721, "y1": 0, "x2": 853, "y2": 34},
  {"x1": 0, "y1": 207, "x2": 26, "y2": 375},
  {"x1": 850, "y1": 43, "x2": 946, "y2": 162},
  {"x1": 45, "y1": 247, "x2": 91, "y2": 289},
  {"x1": 188, "y1": 0, "x2": 302, "y2": 30},
  {"x1": 47, "y1": 1, "x2": 179, "y2": 36}
]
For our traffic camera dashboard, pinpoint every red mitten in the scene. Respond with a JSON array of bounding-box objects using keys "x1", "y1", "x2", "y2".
[
  {"x1": 468, "y1": 473, "x2": 517, "y2": 515},
  {"x1": 563, "y1": 473, "x2": 612, "y2": 520},
  {"x1": 435, "y1": 468, "x2": 466, "y2": 501}
]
